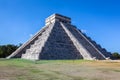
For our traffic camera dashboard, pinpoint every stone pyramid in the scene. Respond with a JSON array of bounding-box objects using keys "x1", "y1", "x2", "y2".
[{"x1": 7, "y1": 14, "x2": 112, "y2": 60}]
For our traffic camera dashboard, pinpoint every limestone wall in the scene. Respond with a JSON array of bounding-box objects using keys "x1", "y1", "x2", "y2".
[
  {"x1": 39, "y1": 22, "x2": 83, "y2": 59},
  {"x1": 22, "y1": 22, "x2": 55, "y2": 60}
]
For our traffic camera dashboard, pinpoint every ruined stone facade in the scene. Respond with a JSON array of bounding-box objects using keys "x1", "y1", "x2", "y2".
[{"x1": 7, "y1": 14, "x2": 112, "y2": 60}]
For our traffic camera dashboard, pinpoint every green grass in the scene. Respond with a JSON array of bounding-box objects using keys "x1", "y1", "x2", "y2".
[{"x1": 0, "y1": 59, "x2": 120, "y2": 80}]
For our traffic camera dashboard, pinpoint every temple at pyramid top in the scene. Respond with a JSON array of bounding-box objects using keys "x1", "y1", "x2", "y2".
[
  {"x1": 45, "y1": 14, "x2": 71, "y2": 25},
  {"x1": 7, "y1": 13, "x2": 112, "y2": 60}
]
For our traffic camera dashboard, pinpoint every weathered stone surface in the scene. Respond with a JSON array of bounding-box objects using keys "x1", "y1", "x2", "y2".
[
  {"x1": 39, "y1": 22, "x2": 83, "y2": 60},
  {"x1": 7, "y1": 13, "x2": 112, "y2": 60}
]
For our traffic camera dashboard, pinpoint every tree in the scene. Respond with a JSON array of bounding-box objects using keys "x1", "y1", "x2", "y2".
[
  {"x1": 0, "y1": 44, "x2": 19, "y2": 58},
  {"x1": 112, "y1": 52, "x2": 120, "y2": 59}
]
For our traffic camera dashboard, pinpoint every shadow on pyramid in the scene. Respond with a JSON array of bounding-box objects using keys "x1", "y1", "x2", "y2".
[{"x1": 7, "y1": 14, "x2": 112, "y2": 60}]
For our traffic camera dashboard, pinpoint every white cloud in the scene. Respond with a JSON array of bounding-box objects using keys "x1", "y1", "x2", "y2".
[
  {"x1": 81, "y1": 29, "x2": 87, "y2": 33},
  {"x1": 29, "y1": 34, "x2": 33, "y2": 37}
]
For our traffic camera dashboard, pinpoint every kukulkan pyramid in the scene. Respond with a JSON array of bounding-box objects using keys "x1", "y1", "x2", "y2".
[{"x1": 7, "y1": 14, "x2": 112, "y2": 60}]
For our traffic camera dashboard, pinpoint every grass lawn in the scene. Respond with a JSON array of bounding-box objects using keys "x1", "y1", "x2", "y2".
[{"x1": 0, "y1": 59, "x2": 120, "y2": 80}]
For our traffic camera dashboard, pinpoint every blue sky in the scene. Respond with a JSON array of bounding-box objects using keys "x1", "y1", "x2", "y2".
[{"x1": 0, "y1": 0, "x2": 120, "y2": 53}]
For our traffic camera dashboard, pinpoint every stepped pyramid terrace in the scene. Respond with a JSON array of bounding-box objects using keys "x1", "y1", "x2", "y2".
[{"x1": 7, "y1": 14, "x2": 112, "y2": 60}]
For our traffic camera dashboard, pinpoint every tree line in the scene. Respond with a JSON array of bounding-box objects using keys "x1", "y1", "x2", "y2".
[
  {"x1": 0, "y1": 44, "x2": 21, "y2": 58},
  {"x1": 112, "y1": 52, "x2": 120, "y2": 59}
]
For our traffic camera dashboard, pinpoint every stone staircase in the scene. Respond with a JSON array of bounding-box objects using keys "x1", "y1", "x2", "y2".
[
  {"x1": 60, "y1": 22, "x2": 93, "y2": 60},
  {"x1": 39, "y1": 22, "x2": 83, "y2": 60},
  {"x1": 61, "y1": 22, "x2": 106, "y2": 60}
]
